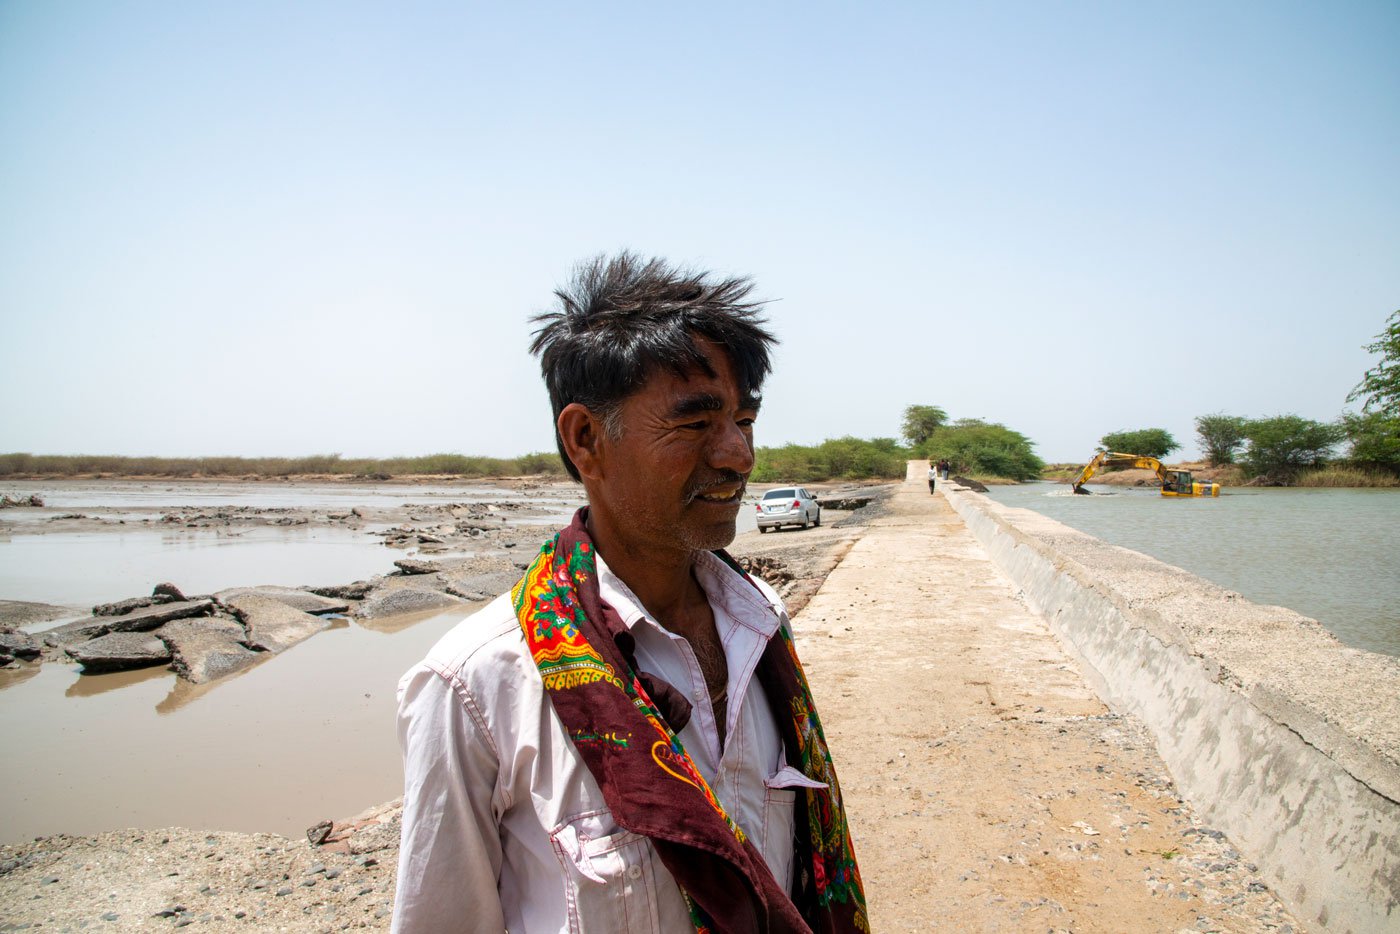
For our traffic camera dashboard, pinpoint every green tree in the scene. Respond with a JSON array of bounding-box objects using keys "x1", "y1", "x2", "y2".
[
  {"x1": 1341, "y1": 311, "x2": 1400, "y2": 477},
  {"x1": 921, "y1": 418, "x2": 1044, "y2": 481},
  {"x1": 1240, "y1": 415, "x2": 1344, "y2": 484},
  {"x1": 1194, "y1": 413, "x2": 1248, "y2": 466},
  {"x1": 901, "y1": 405, "x2": 948, "y2": 447},
  {"x1": 1347, "y1": 310, "x2": 1400, "y2": 418},
  {"x1": 1341, "y1": 411, "x2": 1400, "y2": 476},
  {"x1": 1099, "y1": 428, "x2": 1179, "y2": 460}
]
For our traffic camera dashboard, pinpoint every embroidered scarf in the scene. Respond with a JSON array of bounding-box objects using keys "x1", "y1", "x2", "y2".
[{"x1": 512, "y1": 509, "x2": 868, "y2": 934}]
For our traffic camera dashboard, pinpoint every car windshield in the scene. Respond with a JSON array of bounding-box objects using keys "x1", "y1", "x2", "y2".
[{"x1": 763, "y1": 489, "x2": 797, "y2": 500}]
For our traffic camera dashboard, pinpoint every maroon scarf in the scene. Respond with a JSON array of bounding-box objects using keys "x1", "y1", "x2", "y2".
[{"x1": 512, "y1": 509, "x2": 867, "y2": 933}]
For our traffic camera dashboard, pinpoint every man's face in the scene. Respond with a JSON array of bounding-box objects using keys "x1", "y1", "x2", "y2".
[{"x1": 591, "y1": 339, "x2": 758, "y2": 557}]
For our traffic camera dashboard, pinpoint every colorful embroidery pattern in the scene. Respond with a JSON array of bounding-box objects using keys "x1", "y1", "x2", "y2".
[
  {"x1": 512, "y1": 540, "x2": 623, "y2": 692},
  {"x1": 570, "y1": 730, "x2": 631, "y2": 749}
]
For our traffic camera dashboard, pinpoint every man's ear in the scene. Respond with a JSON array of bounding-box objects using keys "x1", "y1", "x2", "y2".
[{"x1": 557, "y1": 403, "x2": 606, "y2": 481}]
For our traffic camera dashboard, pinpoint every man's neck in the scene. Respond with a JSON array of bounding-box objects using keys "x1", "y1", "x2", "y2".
[{"x1": 584, "y1": 511, "x2": 707, "y2": 631}]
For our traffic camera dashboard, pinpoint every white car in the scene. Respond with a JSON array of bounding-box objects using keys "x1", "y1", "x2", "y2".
[{"x1": 755, "y1": 487, "x2": 821, "y2": 532}]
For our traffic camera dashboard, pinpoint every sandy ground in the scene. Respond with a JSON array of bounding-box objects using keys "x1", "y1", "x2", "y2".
[
  {"x1": 794, "y1": 471, "x2": 1298, "y2": 933},
  {"x1": 0, "y1": 476, "x2": 1301, "y2": 932}
]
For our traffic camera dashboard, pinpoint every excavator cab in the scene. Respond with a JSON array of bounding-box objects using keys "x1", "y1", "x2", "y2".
[
  {"x1": 1161, "y1": 468, "x2": 1221, "y2": 497},
  {"x1": 1162, "y1": 470, "x2": 1193, "y2": 495}
]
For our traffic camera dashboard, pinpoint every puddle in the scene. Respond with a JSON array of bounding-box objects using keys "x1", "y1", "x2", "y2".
[{"x1": 0, "y1": 608, "x2": 469, "y2": 844}]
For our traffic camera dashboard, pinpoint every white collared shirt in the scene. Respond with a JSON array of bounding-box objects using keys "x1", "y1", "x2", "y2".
[{"x1": 391, "y1": 551, "x2": 819, "y2": 934}]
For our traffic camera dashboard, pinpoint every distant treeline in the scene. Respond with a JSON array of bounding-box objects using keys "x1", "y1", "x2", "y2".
[
  {"x1": 0, "y1": 452, "x2": 568, "y2": 479},
  {"x1": 2, "y1": 442, "x2": 911, "y2": 484},
  {"x1": 751, "y1": 437, "x2": 908, "y2": 482}
]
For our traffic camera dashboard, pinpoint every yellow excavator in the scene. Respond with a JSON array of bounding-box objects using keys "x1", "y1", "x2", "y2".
[{"x1": 1070, "y1": 451, "x2": 1221, "y2": 497}]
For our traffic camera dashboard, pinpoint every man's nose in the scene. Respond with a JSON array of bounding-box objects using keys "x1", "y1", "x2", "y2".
[{"x1": 709, "y1": 420, "x2": 754, "y2": 474}]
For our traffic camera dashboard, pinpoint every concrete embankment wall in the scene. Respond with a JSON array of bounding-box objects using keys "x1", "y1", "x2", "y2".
[{"x1": 940, "y1": 484, "x2": 1400, "y2": 934}]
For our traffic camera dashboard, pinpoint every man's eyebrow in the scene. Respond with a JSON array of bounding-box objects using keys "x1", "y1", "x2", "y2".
[{"x1": 668, "y1": 392, "x2": 763, "y2": 418}]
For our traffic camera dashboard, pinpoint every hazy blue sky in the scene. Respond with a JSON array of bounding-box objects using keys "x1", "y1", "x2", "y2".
[{"x1": 2, "y1": 1, "x2": 1397, "y2": 464}]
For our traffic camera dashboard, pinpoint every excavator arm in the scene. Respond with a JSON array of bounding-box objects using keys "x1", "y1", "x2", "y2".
[{"x1": 1070, "y1": 452, "x2": 1164, "y2": 493}]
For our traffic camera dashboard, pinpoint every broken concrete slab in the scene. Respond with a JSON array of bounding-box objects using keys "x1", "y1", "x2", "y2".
[
  {"x1": 42, "y1": 599, "x2": 215, "y2": 646},
  {"x1": 392, "y1": 559, "x2": 441, "y2": 576},
  {"x1": 0, "y1": 628, "x2": 41, "y2": 660},
  {"x1": 357, "y1": 588, "x2": 464, "y2": 620},
  {"x1": 93, "y1": 594, "x2": 178, "y2": 616},
  {"x1": 223, "y1": 593, "x2": 332, "y2": 654},
  {"x1": 214, "y1": 586, "x2": 350, "y2": 616},
  {"x1": 43, "y1": 619, "x2": 109, "y2": 647},
  {"x1": 443, "y1": 583, "x2": 489, "y2": 601},
  {"x1": 307, "y1": 580, "x2": 376, "y2": 600},
  {"x1": 66, "y1": 632, "x2": 172, "y2": 673},
  {"x1": 439, "y1": 567, "x2": 520, "y2": 601},
  {"x1": 104, "y1": 599, "x2": 214, "y2": 631},
  {"x1": 159, "y1": 617, "x2": 261, "y2": 684}
]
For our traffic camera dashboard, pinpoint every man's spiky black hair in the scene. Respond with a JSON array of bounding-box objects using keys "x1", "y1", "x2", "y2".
[{"x1": 530, "y1": 252, "x2": 777, "y2": 480}]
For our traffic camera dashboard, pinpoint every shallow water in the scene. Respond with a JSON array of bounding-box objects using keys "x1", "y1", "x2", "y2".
[
  {"x1": 0, "y1": 478, "x2": 554, "y2": 511},
  {"x1": 983, "y1": 483, "x2": 1400, "y2": 657},
  {"x1": 0, "y1": 479, "x2": 582, "y2": 610},
  {"x1": 0, "y1": 608, "x2": 466, "y2": 844},
  {"x1": 1, "y1": 527, "x2": 404, "y2": 610}
]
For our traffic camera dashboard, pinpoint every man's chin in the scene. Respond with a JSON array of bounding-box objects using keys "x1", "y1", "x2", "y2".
[{"x1": 680, "y1": 517, "x2": 739, "y2": 553}]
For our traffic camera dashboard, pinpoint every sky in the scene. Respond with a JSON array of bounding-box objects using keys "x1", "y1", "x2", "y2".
[{"x1": 1, "y1": 1, "x2": 1397, "y2": 464}]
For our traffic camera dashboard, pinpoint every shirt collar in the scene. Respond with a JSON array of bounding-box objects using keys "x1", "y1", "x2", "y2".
[{"x1": 596, "y1": 551, "x2": 782, "y2": 639}]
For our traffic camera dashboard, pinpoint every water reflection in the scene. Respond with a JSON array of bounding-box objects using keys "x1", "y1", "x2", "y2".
[
  {"x1": 66, "y1": 664, "x2": 171, "y2": 698},
  {"x1": 155, "y1": 658, "x2": 271, "y2": 714},
  {"x1": 352, "y1": 605, "x2": 471, "y2": 634},
  {"x1": 0, "y1": 662, "x2": 42, "y2": 691}
]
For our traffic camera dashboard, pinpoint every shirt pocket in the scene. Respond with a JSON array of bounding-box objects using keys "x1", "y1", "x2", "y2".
[
  {"x1": 762, "y1": 766, "x2": 829, "y2": 891},
  {"x1": 550, "y1": 809, "x2": 679, "y2": 934}
]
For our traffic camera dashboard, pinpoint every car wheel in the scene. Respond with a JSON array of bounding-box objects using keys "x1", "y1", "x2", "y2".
[
  {"x1": 801, "y1": 512, "x2": 811, "y2": 530},
  {"x1": 759, "y1": 525, "x2": 768, "y2": 534},
  {"x1": 814, "y1": 507, "x2": 821, "y2": 527}
]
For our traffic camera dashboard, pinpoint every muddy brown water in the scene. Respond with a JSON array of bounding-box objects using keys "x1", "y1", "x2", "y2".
[{"x1": 0, "y1": 607, "x2": 464, "y2": 844}]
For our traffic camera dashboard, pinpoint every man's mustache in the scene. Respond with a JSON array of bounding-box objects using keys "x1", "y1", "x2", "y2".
[{"x1": 685, "y1": 471, "x2": 747, "y2": 502}]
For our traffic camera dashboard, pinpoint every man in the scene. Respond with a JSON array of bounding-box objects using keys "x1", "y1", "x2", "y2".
[
  {"x1": 928, "y1": 462, "x2": 937, "y2": 494},
  {"x1": 392, "y1": 253, "x2": 866, "y2": 933}
]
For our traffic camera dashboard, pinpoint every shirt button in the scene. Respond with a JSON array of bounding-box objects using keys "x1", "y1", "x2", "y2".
[{"x1": 627, "y1": 865, "x2": 643, "y2": 880}]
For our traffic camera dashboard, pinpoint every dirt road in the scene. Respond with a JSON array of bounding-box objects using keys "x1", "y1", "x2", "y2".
[{"x1": 794, "y1": 466, "x2": 1299, "y2": 933}]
